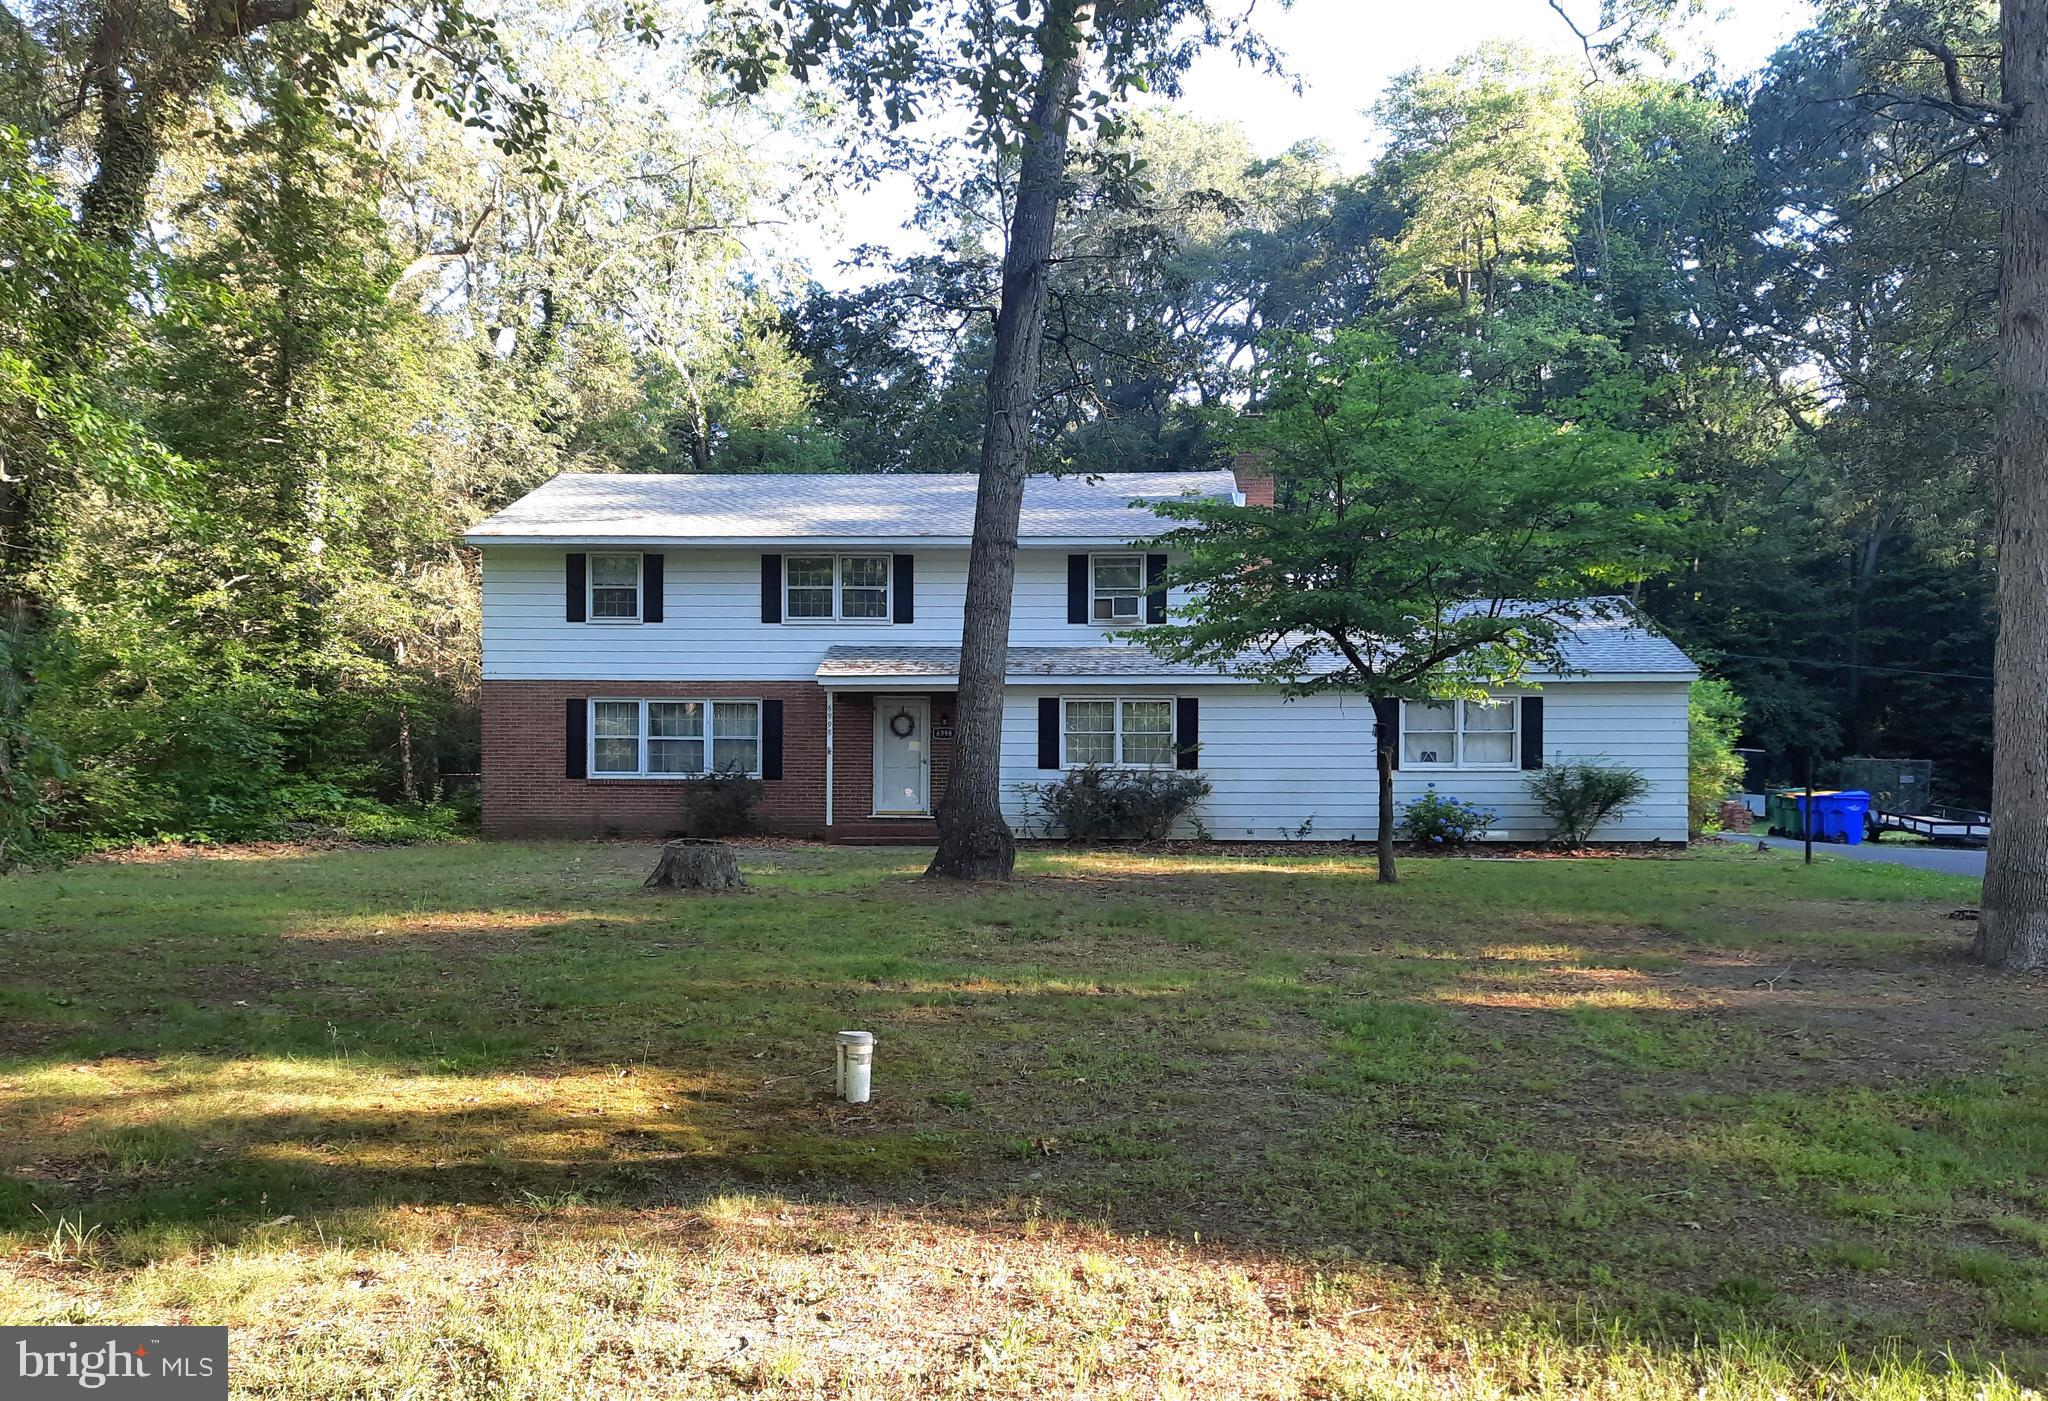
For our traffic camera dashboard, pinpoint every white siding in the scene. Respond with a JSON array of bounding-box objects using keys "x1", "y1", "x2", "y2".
[
  {"x1": 480, "y1": 546, "x2": 1192, "y2": 682},
  {"x1": 998, "y1": 682, "x2": 1690, "y2": 843},
  {"x1": 481, "y1": 543, "x2": 1691, "y2": 843}
]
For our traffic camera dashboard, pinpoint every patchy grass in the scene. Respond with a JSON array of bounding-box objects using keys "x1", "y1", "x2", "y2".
[{"x1": 0, "y1": 838, "x2": 2037, "y2": 1396}]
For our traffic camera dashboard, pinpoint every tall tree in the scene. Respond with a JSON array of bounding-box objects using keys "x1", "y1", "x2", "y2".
[
  {"x1": 1981, "y1": 0, "x2": 2048, "y2": 968},
  {"x1": 0, "y1": 0, "x2": 562, "y2": 850},
  {"x1": 711, "y1": 0, "x2": 1269, "y2": 881}
]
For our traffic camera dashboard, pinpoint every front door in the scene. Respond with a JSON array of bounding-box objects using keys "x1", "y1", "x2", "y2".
[{"x1": 873, "y1": 697, "x2": 931, "y2": 815}]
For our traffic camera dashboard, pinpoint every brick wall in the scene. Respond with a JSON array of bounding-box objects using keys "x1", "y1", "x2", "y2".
[
  {"x1": 483, "y1": 680, "x2": 953, "y2": 840},
  {"x1": 1232, "y1": 453, "x2": 1276, "y2": 508},
  {"x1": 828, "y1": 693, "x2": 954, "y2": 842}
]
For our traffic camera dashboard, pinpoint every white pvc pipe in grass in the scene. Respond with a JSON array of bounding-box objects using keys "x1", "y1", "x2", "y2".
[{"x1": 835, "y1": 1030, "x2": 874, "y2": 1103}]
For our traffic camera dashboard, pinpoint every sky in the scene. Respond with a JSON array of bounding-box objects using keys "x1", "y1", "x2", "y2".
[{"x1": 803, "y1": 0, "x2": 1813, "y2": 289}]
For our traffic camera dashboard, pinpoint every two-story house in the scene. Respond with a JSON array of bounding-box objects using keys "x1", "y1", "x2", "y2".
[{"x1": 464, "y1": 468, "x2": 1698, "y2": 842}]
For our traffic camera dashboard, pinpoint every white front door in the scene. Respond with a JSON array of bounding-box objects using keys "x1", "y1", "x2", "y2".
[{"x1": 873, "y1": 698, "x2": 931, "y2": 815}]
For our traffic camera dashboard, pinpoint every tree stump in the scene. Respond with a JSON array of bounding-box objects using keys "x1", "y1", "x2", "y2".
[{"x1": 643, "y1": 839, "x2": 745, "y2": 892}]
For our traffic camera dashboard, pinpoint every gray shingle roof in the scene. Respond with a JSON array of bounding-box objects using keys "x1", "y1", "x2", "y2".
[
  {"x1": 817, "y1": 645, "x2": 1231, "y2": 681},
  {"x1": 818, "y1": 608, "x2": 1696, "y2": 683},
  {"x1": 1544, "y1": 606, "x2": 1695, "y2": 674},
  {"x1": 465, "y1": 471, "x2": 1239, "y2": 544}
]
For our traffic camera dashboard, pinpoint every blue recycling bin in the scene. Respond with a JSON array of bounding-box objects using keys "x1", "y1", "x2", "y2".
[{"x1": 1800, "y1": 789, "x2": 1870, "y2": 845}]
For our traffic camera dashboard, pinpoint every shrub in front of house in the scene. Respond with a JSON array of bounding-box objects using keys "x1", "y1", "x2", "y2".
[
  {"x1": 1526, "y1": 761, "x2": 1650, "y2": 848},
  {"x1": 1023, "y1": 766, "x2": 1212, "y2": 841},
  {"x1": 1399, "y1": 786, "x2": 1497, "y2": 848},
  {"x1": 682, "y1": 767, "x2": 764, "y2": 837},
  {"x1": 1688, "y1": 678, "x2": 1747, "y2": 836}
]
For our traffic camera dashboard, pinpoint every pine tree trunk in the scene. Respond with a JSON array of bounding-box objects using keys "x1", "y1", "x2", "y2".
[
  {"x1": 1981, "y1": 0, "x2": 2048, "y2": 970},
  {"x1": 926, "y1": 1, "x2": 1092, "y2": 883},
  {"x1": 398, "y1": 706, "x2": 418, "y2": 804},
  {"x1": 1372, "y1": 697, "x2": 1398, "y2": 884}
]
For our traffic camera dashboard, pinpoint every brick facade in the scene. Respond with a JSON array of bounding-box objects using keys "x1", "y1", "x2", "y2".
[{"x1": 482, "y1": 680, "x2": 953, "y2": 841}]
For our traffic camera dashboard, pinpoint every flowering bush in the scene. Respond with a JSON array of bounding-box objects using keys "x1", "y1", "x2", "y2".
[{"x1": 1398, "y1": 786, "x2": 1497, "y2": 848}]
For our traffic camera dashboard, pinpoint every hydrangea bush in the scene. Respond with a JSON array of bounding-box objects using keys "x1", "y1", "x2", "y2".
[{"x1": 1398, "y1": 786, "x2": 1497, "y2": 848}]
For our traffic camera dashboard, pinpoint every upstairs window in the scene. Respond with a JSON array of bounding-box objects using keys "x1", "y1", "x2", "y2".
[
  {"x1": 786, "y1": 554, "x2": 891, "y2": 622},
  {"x1": 1091, "y1": 553, "x2": 1145, "y2": 624},
  {"x1": 1401, "y1": 698, "x2": 1518, "y2": 768},
  {"x1": 587, "y1": 553, "x2": 642, "y2": 622}
]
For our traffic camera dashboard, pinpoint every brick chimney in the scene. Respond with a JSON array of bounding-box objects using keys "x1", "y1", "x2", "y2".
[{"x1": 1232, "y1": 453, "x2": 1275, "y2": 508}]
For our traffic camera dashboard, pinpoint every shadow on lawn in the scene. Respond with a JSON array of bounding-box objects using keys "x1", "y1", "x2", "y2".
[
  {"x1": 2, "y1": 841, "x2": 2038, "y2": 1381},
  {"x1": 6, "y1": 1083, "x2": 2042, "y2": 1391}
]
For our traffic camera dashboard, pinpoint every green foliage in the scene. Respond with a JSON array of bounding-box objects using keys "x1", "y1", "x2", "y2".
[
  {"x1": 1398, "y1": 786, "x2": 1498, "y2": 848},
  {"x1": 1688, "y1": 680, "x2": 1747, "y2": 837},
  {"x1": 1020, "y1": 766, "x2": 1213, "y2": 841},
  {"x1": 682, "y1": 769, "x2": 766, "y2": 838},
  {"x1": 1373, "y1": 45, "x2": 1586, "y2": 318},
  {"x1": 0, "y1": 0, "x2": 2011, "y2": 854},
  {"x1": 1143, "y1": 330, "x2": 1675, "y2": 698},
  {"x1": 1526, "y1": 762, "x2": 1651, "y2": 848}
]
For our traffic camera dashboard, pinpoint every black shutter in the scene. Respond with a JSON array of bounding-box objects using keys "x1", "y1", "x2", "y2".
[
  {"x1": 760, "y1": 554, "x2": 782, "y2": 624},
  {"x1": 565, "y1": 698, "x2": 587, "y2": 779},
  {"x1": 565, "y1": 553, "x2": 586, "y2": 623},
  {"x1": 761, "y1": 699, "x2": 784, "y2": 780},
  {"x1": 1175, "y1": 696, "x2": 1200, "y2": 770},
  {"x1": 1037, "y1": 697, "x2": 1061, "y2": 769},
  {"x1": 1067, "y1": 554, "x2": 1089, "y2": 624},
  {"x1": 1146, "y1": 554, "x2": 1168, "y2": 624},
  {"x1": 1372, "y1": 697, "x2": 1400, "y2": 770},
  {"x1": 1520, "y1": 696, "x2": 1544, "y2": 770},
  {"x1": 893, "y1": 554, "x2": 915, "y2": 624},
  {"x1": 642, "y1": 553, "x2": 664, "y2": 623}
]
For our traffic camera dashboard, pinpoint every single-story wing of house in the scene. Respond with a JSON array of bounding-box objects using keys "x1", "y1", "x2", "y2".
[{"x1": 463, "y1": 467, "x2": 1698, "y2": 843}]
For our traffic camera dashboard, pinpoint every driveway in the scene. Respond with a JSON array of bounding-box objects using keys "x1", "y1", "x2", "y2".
[{"x1": 1719, "y1": 831, "x2": 1985, "y2": 878}]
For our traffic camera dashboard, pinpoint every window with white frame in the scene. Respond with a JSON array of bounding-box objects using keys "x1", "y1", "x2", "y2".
[
  {"x1": 1063, "y1": 697, "x2": 1176, "y2": 768},
  {"x1": 785, "y1": 554, "x2": 890, "y2": 621},
  {"x1": 587, "y1": 553, "x2": 642, "y2": 621},
  {"x1": 1401, "y1": 698, "x2": 1518, "y2": 768},
  {"x1": 590, "y1": 699, "x2": 760, "y2": 777},
  {"x1": 1091, "y1": 553, "x2": 1145, "y2": 624}
]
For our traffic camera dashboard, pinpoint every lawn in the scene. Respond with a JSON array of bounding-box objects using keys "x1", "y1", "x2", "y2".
[{"x1": 0, "y1": 838, "x2": 2039, "y2": 1398}]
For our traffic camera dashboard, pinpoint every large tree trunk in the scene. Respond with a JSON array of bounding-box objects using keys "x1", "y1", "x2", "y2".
[
  {"x1": 926, "y1": 1, "x2": 1092, "y2": 882},
  {"x1": 1371, "y1": 697, "x2": 1398, "y2": 884},
  {"x1": 1980, "y1": 0, "x2": 2048, "y2": 970}
]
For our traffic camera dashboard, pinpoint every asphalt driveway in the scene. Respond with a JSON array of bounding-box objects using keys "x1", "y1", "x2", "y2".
[{"x1": 1719, "y1": 831, "x2": 1986, "y2": 878}]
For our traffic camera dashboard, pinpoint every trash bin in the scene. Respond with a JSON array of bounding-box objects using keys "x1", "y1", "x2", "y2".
[
  {"x1": 1805, "y1": 789, "x2": 1870, "y2": 845},
  {"x1": 1767, "y1": 789, "x2": 1812, "y2": 839}
]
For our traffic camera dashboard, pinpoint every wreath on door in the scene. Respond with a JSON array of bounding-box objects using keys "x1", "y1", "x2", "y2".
[{"x1": 888, "y1": 709, "x2": 918, "y2": 739}]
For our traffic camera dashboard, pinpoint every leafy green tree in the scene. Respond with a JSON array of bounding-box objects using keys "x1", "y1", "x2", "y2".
[
  {"x1": 1372, "y1": 46, "x2": 1586, "y2": 322},
  {"x1": 1140, "y1": 330, "x2": 1675, "y2": 882},
  {"x1": 34, "y1": 66, "x2": 468, "y2": 836},
  {"x1": 1687, "y1": 678, "x2": 1746, "y2": 836},
  {"x1": 0, "y1": 127, "x2": 165, "y2": 858}
]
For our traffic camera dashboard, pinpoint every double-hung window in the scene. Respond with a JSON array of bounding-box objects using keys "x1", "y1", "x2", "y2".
[
  {"x1": 587, "y1": 553, "x2": 642, "y2": 622},
  {"x1": 1401, "y1": 698, "x2": 1518, "y2": 768},
  {"x1": 1063, "y1": 697, "x2": 1175, "y2": 768},
  {"x1": 785, "y1": 554, "x2": 891, "y2": 622},
  {"x1": 1090, "y1": 553, "x2": 1145, "y2": 624},
  {"x1": 590, "y1": 699, "x2": 761, "y2": 777}
]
